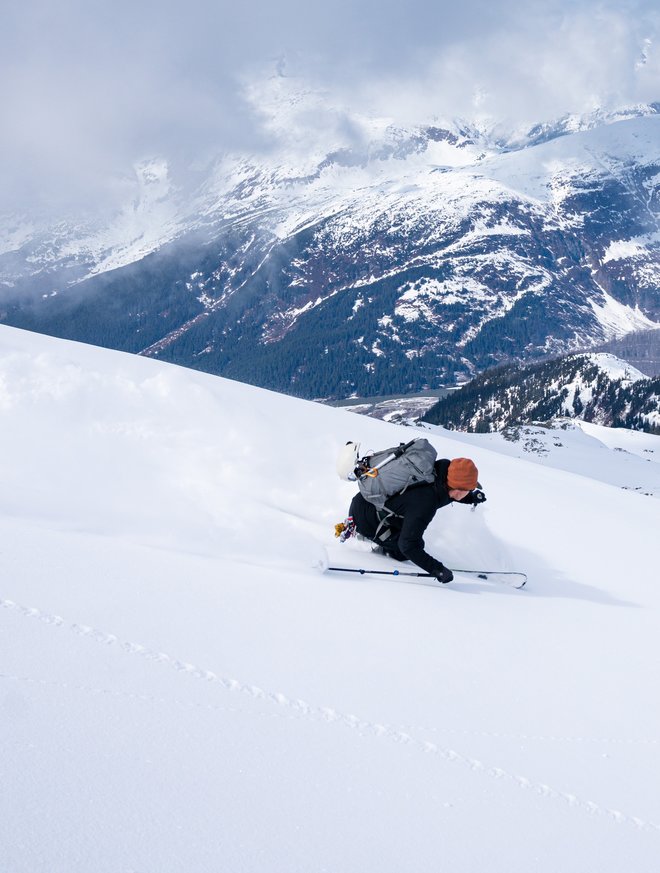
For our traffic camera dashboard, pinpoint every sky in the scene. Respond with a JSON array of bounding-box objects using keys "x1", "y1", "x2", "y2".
[{"x1": 2, "y1": 0, "x2": 660, "y2": 215}]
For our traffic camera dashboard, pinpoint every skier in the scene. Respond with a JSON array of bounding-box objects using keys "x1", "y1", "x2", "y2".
[{"x1": 338, "y1": 457, "x2": 486, "y2": 584}]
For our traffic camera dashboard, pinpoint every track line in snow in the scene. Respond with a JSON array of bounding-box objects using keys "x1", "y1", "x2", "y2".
[
  {"x1": 3, "y1": 595, "x2": 659, "y2": 835},
  {"x1": 0, "y1": 672, "x2": 305, "y2": 724}
]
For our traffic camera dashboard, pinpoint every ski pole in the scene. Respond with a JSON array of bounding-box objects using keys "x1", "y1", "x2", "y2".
[{"x1": 327, "y1": 566, "x2": 434, "y2": 577}]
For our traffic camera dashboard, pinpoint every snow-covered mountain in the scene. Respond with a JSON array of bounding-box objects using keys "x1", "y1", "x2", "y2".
[
  {"x1": 1, "y1": 83, "x2": 660, "y2": 398},
  {"x1": 424, "y1": 352, "x2": 660, "y2": 433},
  {"x1": 1, "y1": 323, "x2": 660, "y2": 872}
]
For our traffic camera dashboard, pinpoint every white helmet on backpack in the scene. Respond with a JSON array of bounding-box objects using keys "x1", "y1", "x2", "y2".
[{"x1": 336, "y1": 441, "x2": 360, "y2": 481}]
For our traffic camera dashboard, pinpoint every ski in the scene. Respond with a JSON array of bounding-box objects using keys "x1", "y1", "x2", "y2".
[
  {"x1": 318, "y1": 562, "x2": 527, "y2": 589},
  {"x1": 448, "y1": 567, "x2": 527, "y2": 589}
]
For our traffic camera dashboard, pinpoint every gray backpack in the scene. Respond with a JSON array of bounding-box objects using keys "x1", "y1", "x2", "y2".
[{"x1": 355, "y1": 438, "x2": 437, "y2": 510}]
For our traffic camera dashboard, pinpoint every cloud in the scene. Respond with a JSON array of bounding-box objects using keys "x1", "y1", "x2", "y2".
[
  {"x1": 1, "y1": 0, "x2": 659, "y2": 215},
  {"x1": 309, "y1": 1, "x2": 660, "y2": 128}
]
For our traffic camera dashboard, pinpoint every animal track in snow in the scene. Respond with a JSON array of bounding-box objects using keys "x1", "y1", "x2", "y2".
[{"x1": 2, "y1": 595, "x2": 659, "y2": 835}]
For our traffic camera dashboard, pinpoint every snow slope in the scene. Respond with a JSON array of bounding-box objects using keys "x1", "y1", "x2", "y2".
[
  {"x1": 1, "y1": 325, "x2": 659, "y2": 873},
  {"x1": 422, "y1": 418, "x2": 660, "y2": 498}
]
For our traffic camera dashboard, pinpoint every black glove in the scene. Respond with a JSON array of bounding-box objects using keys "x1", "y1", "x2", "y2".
[
  {"x1": 433, "y1": 563, "x2": 454, "y2": 584},
  {"x1": 470, "y1": 489, "x2": 487, "y2": 505}
]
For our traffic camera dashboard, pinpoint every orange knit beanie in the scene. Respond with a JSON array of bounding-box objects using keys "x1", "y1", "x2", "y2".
[{"x1": 447, "y1": 458, "x2": 479, "y2": 491}]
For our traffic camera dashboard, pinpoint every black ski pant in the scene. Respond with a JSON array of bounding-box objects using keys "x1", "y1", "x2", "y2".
[{"x1": 349, "y1": 493, "x2": 407, "y2": 561}]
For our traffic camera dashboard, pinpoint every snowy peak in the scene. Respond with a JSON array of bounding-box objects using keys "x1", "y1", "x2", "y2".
[
  {"x1": 581, "y1": 352, "x2": 648, "y2": 383},
  {"x1": 503, "y1": 102, "x2": 660, "y2": 149},
  {"x1": 3, "y1": 102, "x2": 659, "y2": 286}
]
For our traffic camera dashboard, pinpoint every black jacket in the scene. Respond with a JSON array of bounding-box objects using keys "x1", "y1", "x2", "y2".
[{"x1": 349, "y1": 458, "x2": 475, "y2": 575}]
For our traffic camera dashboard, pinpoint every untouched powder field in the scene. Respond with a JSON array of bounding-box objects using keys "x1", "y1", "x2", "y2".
[{"x1": 1, "y1": 324, "x2": 659, "y2": 873}]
